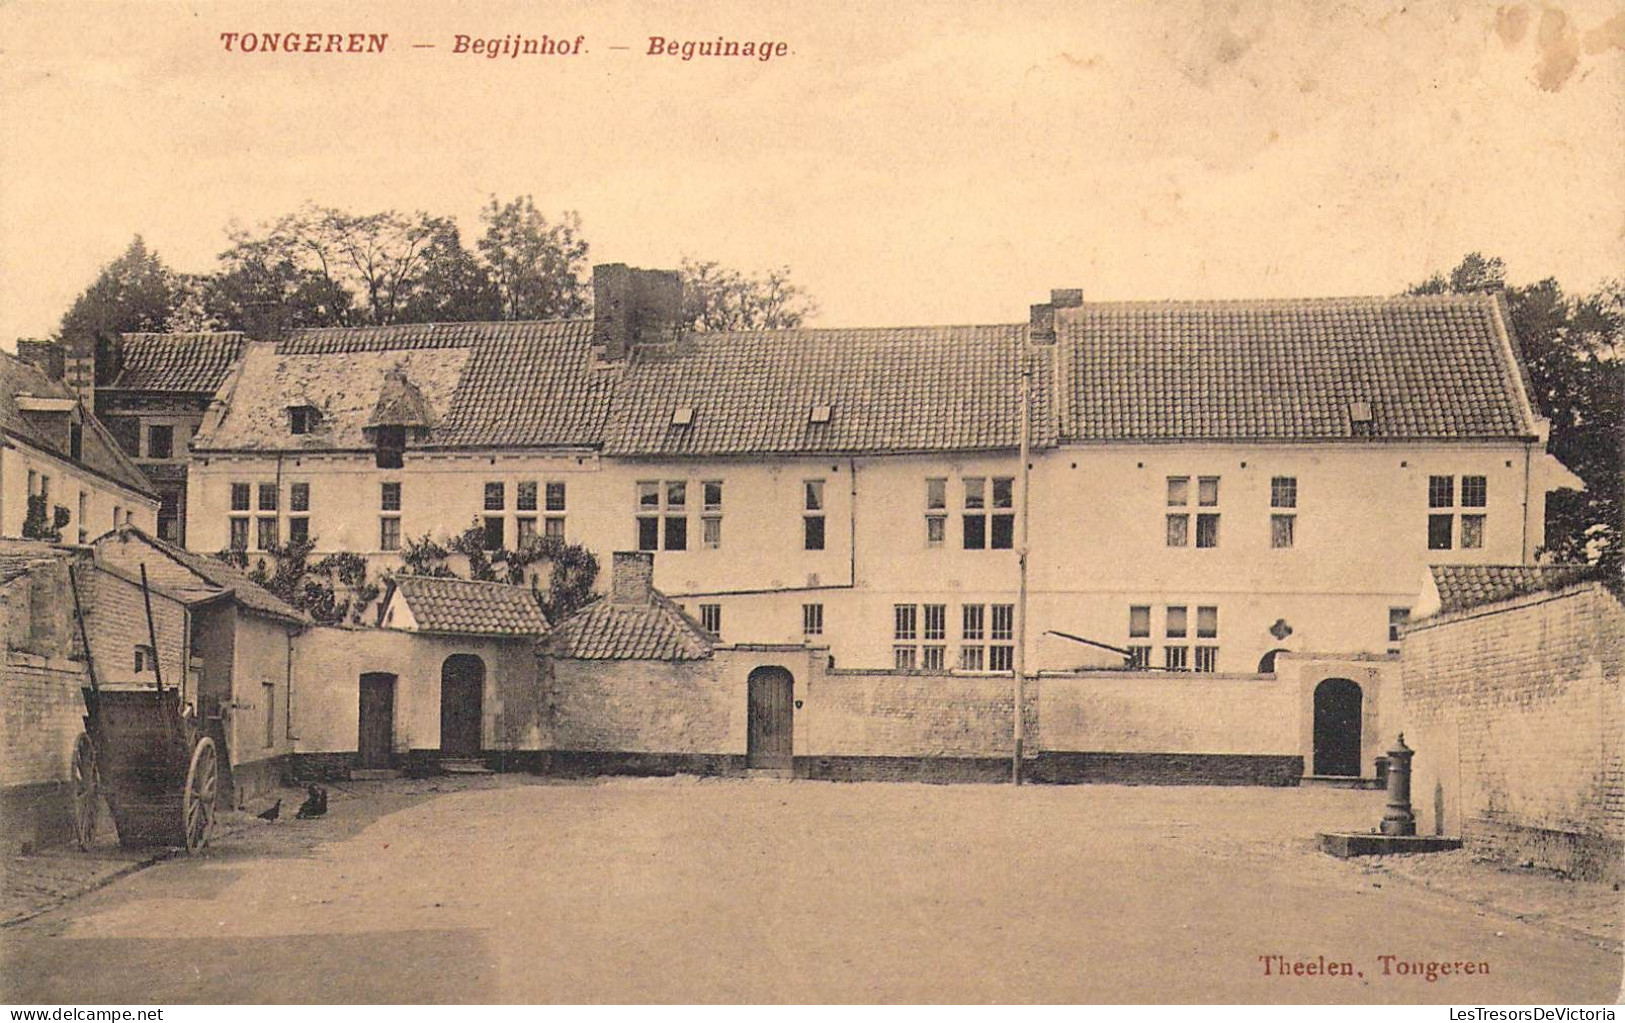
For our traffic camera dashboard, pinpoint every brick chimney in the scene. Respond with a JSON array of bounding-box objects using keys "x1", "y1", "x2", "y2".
[
  {"x1": 611, "y1": 550, "x2": 655, "y2": 604},
  {"x1": 593, "y1": 263, "x2": 683, "y2": 360},
  {"x1": 15, "y1": 340, "x2": 64, "y2": 381},
  {"x1": 1028, "y1": 287, "x2": 1083, "y2": 344}
]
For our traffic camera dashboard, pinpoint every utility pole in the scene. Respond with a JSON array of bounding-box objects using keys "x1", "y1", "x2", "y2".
[{"x1": 1013, "y1": 352, "x2": 1032, "y2": 785}]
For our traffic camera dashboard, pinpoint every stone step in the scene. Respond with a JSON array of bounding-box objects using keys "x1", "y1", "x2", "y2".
[{"x1": 440, "y1": 759, "x2": 494, "y2": 775}]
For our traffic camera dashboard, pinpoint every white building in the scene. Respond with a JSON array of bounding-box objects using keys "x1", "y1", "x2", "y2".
[{"x1": 180, "y1": 266, "x2": 1580, "y2": 675}]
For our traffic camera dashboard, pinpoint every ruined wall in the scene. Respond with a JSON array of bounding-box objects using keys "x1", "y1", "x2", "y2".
[{"x1": 1403, "y1": 582, "x2": 1623, "y2": 882}]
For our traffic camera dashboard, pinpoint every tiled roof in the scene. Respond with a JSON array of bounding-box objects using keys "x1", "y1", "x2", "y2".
[
  {"x1": 603, "y1": 325, "x2": 1053, "y2": 456},
  {"x1": 367, "y1": 368, "x2": 436, "y2": 429},
  {"x1": 546, "y1": 593, "x2": 713, "y2": 660},
  {"x1": 390, "y1": 575, "x2": 550, "y2": 636},
  {"x1": 112, "y1": 333, "x2": 245, "y2": 393},
  {"x1": 0, "y1": 351, "x2": 156, "y2": 497},
  {"x1": 140, "y1": 530, "x2": 306, "y2": 623},
  {"x1": 1057, "y1": 294, "x2": 1535, "y2": 441},
  {"x1": 1429, "y1": 564, "x2": 1601, "y2": 615}
]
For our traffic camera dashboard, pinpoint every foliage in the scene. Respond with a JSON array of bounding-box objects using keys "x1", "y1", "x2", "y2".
[
  {"x1": 678, "y1": 258, "x2": 818, "y2": 331},
  {"x1": 21, "y1": 495, "x2": 62, "y2": 542},
  {"x1": 1408, "y1": 254, "x2": 1623, "y2": 574},
  {"x1": 58, "y1": 236, "x2": 191, "y2": 382},
  {"x1": 398, "y1": 519, "x2": 600, "y2": 621},
  {"x1": 476, "y1": 196, "x2": 592, "y2": 320},
  {"x1": 212, "y1": 537, "x2": 379, "y2": 625}
]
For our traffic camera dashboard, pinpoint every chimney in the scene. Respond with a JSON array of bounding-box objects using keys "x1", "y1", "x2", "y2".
[
  {"x1": 1028, "y1": 288, "x2": 1083, "y2": 344},
  {"x1": 15, "y1": 340, "x2": 65, "y2": 381},
  {"x1": 62, "y1": 337, "x2": 96, "y2": 408},
  {"x1": 593, "y1": 263, "x2": 683, "y2": 360},
  {"x1": 611, "y1": 550, "x2": 655, "y2": 604},
  {"x1": 1051, "y1": 288, "x2": 1084, "y2": 309}
]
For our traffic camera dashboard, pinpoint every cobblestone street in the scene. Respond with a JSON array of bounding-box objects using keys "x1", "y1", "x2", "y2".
[{"x1": 3, "y1": 776, "x2": 1620, "y2": 1003}]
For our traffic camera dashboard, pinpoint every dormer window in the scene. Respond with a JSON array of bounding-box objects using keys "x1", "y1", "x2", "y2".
[
  {"x1": 289, "y1": 406, "x2": 321, "y2": 435},
  {"x1": 374, "y1": 425, "x2": 406, "y2": 469},
  {"x1": 809, "y1": 403, "x2": 832, "y2": 424},
  {"x1": 671, "y1": 406, "x2": 694, "y2": 427},
  {"x1": 1348, "y1": 401, "x2": 1373, "y2": 437}
]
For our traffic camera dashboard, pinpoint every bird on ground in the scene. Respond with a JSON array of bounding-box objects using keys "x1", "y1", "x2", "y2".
[
  {"x1": 296, "y1": 785, "x2": 328, "y2": 819},
  {"x1": 257, "y1": 799, "x2": 281, "y2": 822}
]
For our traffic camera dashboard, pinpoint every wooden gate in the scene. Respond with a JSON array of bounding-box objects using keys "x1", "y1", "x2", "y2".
[
  {"x1": 746, "y1": 666, "x2": 794, "y2": 770},
  {"x1": 358, "y1": 672, "x2": 395, "y2": 770}
]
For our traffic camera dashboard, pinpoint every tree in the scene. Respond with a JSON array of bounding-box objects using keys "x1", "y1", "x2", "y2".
[
  {"x1": 394, "y1": 223, "x2": 502, "y2": 323},
  {"x1": 678, "y1": 258, "x2": 818, "y2": 331},
  {"x1": 475, "y1": 196, "x2": 591, "y2": 320},
  {"x1": 1408, "y1": 254, "x2": 1623, "y2": 573},
  {"x1": 214, "y1": 538, "x2": 380, "y2": 626},
  {"x1": 205, "y1": 222, "x2": 353, "y2": 331},
  {"x1": 58, "y1": 236, "x2": 188, "y2": 381},
  {"x1": 399, "y1": 521, "x2": 600, "y2": 621}
]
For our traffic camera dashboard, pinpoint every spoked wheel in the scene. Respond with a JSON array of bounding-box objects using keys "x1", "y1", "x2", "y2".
[
  {"x1": 182, "y1": 737, "x2": 219, "y2": 854},
  {"x1": 71, "y1": 732, "x2": 98, "y2": 850}
]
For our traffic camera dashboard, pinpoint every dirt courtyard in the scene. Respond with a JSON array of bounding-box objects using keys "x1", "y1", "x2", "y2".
[{"x1": 2, "y1": 775, "x2": 1620, "y2": 1004}]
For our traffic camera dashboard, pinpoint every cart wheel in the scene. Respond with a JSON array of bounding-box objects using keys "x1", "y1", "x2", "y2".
[
  {"x1": 71, "y1": 732, "x2": 98, "y2": 850},
  {"x1": 182, "y1": 737, "x2": 219, "y2": 854}
]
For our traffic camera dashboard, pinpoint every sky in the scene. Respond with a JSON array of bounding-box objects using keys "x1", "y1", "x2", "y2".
[{"x1": 1, "y1": 0, "x2": 1621, "y2": 345}]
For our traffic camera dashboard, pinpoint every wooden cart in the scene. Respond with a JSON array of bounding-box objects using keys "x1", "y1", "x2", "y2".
[{"x1": 69, "y1": 564, "x2": 220, "y2": 854}]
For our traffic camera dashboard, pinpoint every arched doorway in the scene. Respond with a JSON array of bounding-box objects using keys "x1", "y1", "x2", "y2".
[
  {"x1": 358, "y1": 672, "x2": 396, "y2": 770},
  {"x1": 1312, "y1": 678, "x2": 1363, "y2": 776},
  {"x1": 440, "y1": 655, "x2": 485, "y2": 759},
  {"x1": 746, "y1": 666, "x2": 794, "y2": 770}
]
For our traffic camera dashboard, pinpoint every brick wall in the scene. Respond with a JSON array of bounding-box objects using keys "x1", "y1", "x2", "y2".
[
  {"x1": 79, "y1": 567, "x2": 188, "y2": 690},
  {"x1": 1403, "y1": 581, "x2": 1623, "y2": 881}
]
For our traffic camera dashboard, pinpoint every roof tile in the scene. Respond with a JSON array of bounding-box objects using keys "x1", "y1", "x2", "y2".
[{"x1": 392, "y1": 575, "x2": 550, "y2": 636}]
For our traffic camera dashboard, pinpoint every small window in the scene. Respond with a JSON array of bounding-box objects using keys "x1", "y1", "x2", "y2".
[
  {"x1": 809, "y1": 403, "x2": 832, "y2": 424},
  {"x1": 638, "y1": 481, "x2": 661, "y2": 509},
  {"x1": 667, "y1": 481, "x2": 687, "y2": 509},
  {"x1": 925, "y1": 478, "x2": 947, "y2": 510},
  {"x1": 1197, "y1": 477, "x2": 1220, "y2": 507},
  {"x1": 380, "y1": 517, "x2": 402, "y2": 551},
  {"x1": 1194, "y1": 647, "x2": 1219, "y2": 673},
  {"x1": 923, "y1": 645, "x2": 947, "y2": 670},
  {"x1": 257, "y1": 517, "x2": 278, "y2": 550},
  {"x1": 1388, "y1": 607, "x2": 1411, "y2": 644},
  {"x1": 1164, "y1": 646, "x2": 1189, "y2": 671},
  {"x1": 1461, "y1": 514, "x2": 1485, "y2": 549},
  {"x1": 1270, "y1": 514, "x2": 1295, "y2": 549},
  {"x1": 991, "y1": 477, "x2": 1014, "y2": 509},
  {"x1": 1127, "y1": 645, "x2": 1152, "y2": 669},
  {"x1": 1166, "y1": 476, "x2": 1190, "y2": 506},
  {"x1": 1195, "y1": 513, "x2": 1220, "y2": 549},
  {"x1": 230, "y1": 482, "x2": 251, "y2": 511},
  {"x1": 544, "y1": 517, "x2": 566, "y2": 541},
  {"x1": 1461, "y1": 476, "x2": 1487, "y2": 508},
  {"x1": 1166, "y1": 514, "x2": 1189, "y2": 547},
  {"x1": 1128, "y1": 605, "x2": 1151, "y2": 638},
  {"x1": 1428, "y1": 514, "x2": 1453, "y2": 550},
  {"x1": 926, "y1": 515, "x2": 946, "y2": 547},
  {"x1": 380, "y1": 482, "x2": 401, "y2": 511},
  {"x1": 1428, "y1": 475, "x2": 1454, "y2": 508},
  {"x1": 991, "y1": 604, "x2": 1014, "y2": 641},
  {"x1": 289, "y1": 407, "x2": 319, "y2": 435},
  {"x1": 288, "y1": 517, "x2": 309, "y2": 544},
  {"x1": 963, "y1": 515, "x2": 987, "y2": 550},
  {"x1": 134, "y1": 644, "x2": 154, "y2": 673},
  {"x1": 924, "y1": 604, "x2": 947, "y2": 641},
  {"x1": 961, "y1": 604, "x2": 985, "y2": 642},
  {"x1": 803, "y1": 480, "x2": 824, "y2": 511},
  {"x1": 290, "y1": 483, "x2": 310, "y2": 512},
  {"x1": 1270, "y1": 476, "x2": 1297, "y2": 509},
  {"x1": 664, "y1": 515, "x2": 687, "y2": 551},
  {"x1": 702, "y1": 516, "x2": 722, "y2": 548},
  {"x1": 1196, "y1": 605, "x2": 1218, "y2": 639},
  {"x1": 804, "y1": 480, "x2": 826, "y2": 551},
  {"x1": 147, "y1": 425, "x2": 173, "y2": 460},
  {"x1": 1165, "y1": 606, "x2": 1188, "y2": 639},
  {"x1": 517, "y1": 481, "x2": 538, "y2": 511},
  {"x1": 894, "y1": 604, "x2": 918, "y2": 641},
  {"x1": 483, "y1": 515, "x2": 505, "y2": 551},
  {"x1": 964, "y1": 478, "x2": 985, "y2": 510},
  {"x1": 700, "y1": 604, "x2": 721, "y2": 635},
  {"x1": 546, "y1": 482, "x2": 567, "y2": 512},
  {"x1": 258, "y1": 483, "x2": 278, "y2": 511},
  {"x1": 895, "y1": 647, "x2": 919, "y2": 670},
  {"x1": 484, "y1": 482, "x2": 505, "y2": 511},
  {"x1": 702, "y1": 481, "x2": 723, "y2": 511},
  {"x1": 671, "y1": 406, "x2": 694, "y2": 427},
  {"x1": 958, "y1": 646, "x2": 984, "y2": 671},
  {"x1": 637, "y1": 517, "x2": 659, "y2": 551},
  {"x1": 229, "y1": 517, "x2": 249, "y2": 551},
  {"x1": 516, "y1": 517, "x2": 538, "y2": 545},
  {"x1": 802, "y1": 603, "x2": 824, "y2": 636}
]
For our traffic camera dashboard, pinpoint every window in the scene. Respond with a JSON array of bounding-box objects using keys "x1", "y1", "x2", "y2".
[
  {"x1": 989, "y1": 604, "x2": 1014, "y2": 671},
  {"x1": 517, "y1": 481, "x2": 538, "y2": 511},
  {"x1": 925, "y1": 478, "x2": 947, "y2": 547},
  {"x1": 27, "y1": 470, "x2": 35, "y2": 497},
  {"x1": 288, "y1": 516, "x2": 309, "y2": 544},
  {"x1": 134, "y1": 644, "x2": 154, "y2": 673},
  {"x1": 1270, "y1": 476, "x2": 1296, "y2": 549},
  {"x1": 1164, "y1": 646, "x2": 1189, "y2": 671},
  {"x1": 804, "y1": 480, "x2": 826, "y2": 551},
  {"x1": 924, "y1": 603, "x2": 946, "y2": 641},
  {"x1": 379, "y1": 516, "x2": 401, "y2": 551},
  {"x1": 962, "y1": 604, "x2": 984, "y2": 642},
  {"x1": 258, "y1": 483, "x2": 278, "y2": 511},
  {"x1": 1129, "y1": 605, "x2": 1151, "y2": 639},
  {"x1": 1194, "y1": 647, "x2": 1219, "y2": 673},
  {"x1": 702, "y1": 480, "x2": 722, "y2": 549},
  {"x1": 516, "y1": 517, "x2": 537, "y2": 545},
  {"x1": 894, "y1": 603, "x2": 919, "y2": 668},
  {"x1": 290, "y1": 483, "x2": 310, "y2": 512},
  {"x1": 700, "y1": 603, "x2": 721, "y2": 635},
  {"x1": 1194, "y1": 606, "x2": 1219, "y2": 673},
  {"x1": 147, "y1": 425, "x2": 173, "y2": 460},
  {"x1": 802, "y1": 603, "x2": 824, "y2": 637},
  {"x1": 70, "y1": 422, "x2": 83, "y2": 461},
  {"x1": 545, "y1": 481, "x2": 566, "y2": 513},
  {"x1": 923, "y1": 645, "x2": 946, "y2": 670},
  {"x1": 636, "y1": 481, "x2": 689, "y2": 551},
  {"x1": 40, "y1": 475, "x2": 49, "y2": 503},
  {"x1": 1127, "y1": 645, "x2": 1152, "y2": 668},
  {"x1": 288, "y1": 482, "x2": 309, "y2": 543},
  {"x1": 1164, "y1": 606, "x2": 1189, "y2": 670},
  {"x1": 77, "y1": 492, "x2": 88, "y2": 544},
  {"x1": 1196, "y1": 514, "x2": 1220, "y2": 548},
  {"x1": 1461, "y1": 475, "x2": 1487, "y2": 508},
  {"x1": 230, "y1": 482, "x2": 251, "y2": 511},
  {"x1": 1166, "y1": 606, "x2": 1188, "y2": 639},
  {"x1": 1388, "y1": 607, "x2": 1411, "y2": 648},
  {"x1": 1167, "y1": 476, "x2": 1190, "y2": 507},
  {"x1": 483, "y1": 516, "x2": 505, "y2": 551},
  {"x1": 957, "y1": 604, "x2": 1012, "y2": 671},
  {"x1": 544, "y1": 517, "x2": 566, "y2": 541},
  {"x1": 1428, "y1": 514, "x2": 1454, "y2": 550},
  {"x1": 484, "y1": 482, "x2": 505, "y2": 511},
  {"x1": 257, "y1": 517, "x2": 278, "y2": 550},
  {"x1": 1196, "y1": 477, "x2": 1221, "y2": 548},
  {"x1": 1198, "y1": 476, "x2": 1219, "y2": 507},
  {"x1": 962, "y1": 476, "x2": 1015, "y2": 550},
  {"x1": 263, "y1": 682, "x2": 276, "y2": 747},
  {"x1": 1166, "y1": 475, "x2": 1190, "y2": 547},
  {"x1": 229, "y1": 517, "x2": 249, "y2": 551},
  {"x1": 381, "y1": 482, "x2": 401, "y2": 511},
  {"x1": 374, "y1": 425, "x2": 405, "y2": 469},
  {"x1": 1461, "y1": 515, "x2": 1485, "y2": 549},
  {"x1": 1428, "y1": 475, "x2": 1454, "y2": 508},
  {"x1": 289, "y1": 407, "x2": 317, "y2": 435}
]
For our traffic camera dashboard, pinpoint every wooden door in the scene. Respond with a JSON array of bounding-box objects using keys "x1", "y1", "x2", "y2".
[
  {"x1": 358, "y1": 673, "x2": 395, "y2": 769},
  {"x1": 746, "y1": 667, "x2": 794, "y2": 769},
  {"x1": 1313, "y1": 677, "x2": 1363, "y2": 776},
  {"x1": 440, "y1": 655, "x2": 485, "y2": 758}
]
